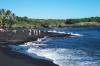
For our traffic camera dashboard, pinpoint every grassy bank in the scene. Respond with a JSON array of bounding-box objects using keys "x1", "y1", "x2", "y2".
[
  {"x1": 12, "y1": 21, "x2": 100, "y2": 28},
  {"x1": 65, "y1": 22, "x2": 100, "y2": 27}
]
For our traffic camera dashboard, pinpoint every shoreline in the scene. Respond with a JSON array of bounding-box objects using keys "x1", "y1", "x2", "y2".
[
  {"x1": 0, "y1": 45, "x2": 58, "y2": 66},
  {"x1": 14, "y1": 24, "x2": 100, "y2": 29}
]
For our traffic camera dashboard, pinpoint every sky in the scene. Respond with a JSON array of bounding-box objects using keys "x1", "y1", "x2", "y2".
[{"x1": 0, "y1": 0, "x2": 100, "y2": 19}]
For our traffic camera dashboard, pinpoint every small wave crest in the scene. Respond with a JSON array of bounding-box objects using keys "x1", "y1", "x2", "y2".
[
  {"x1": 47, "y1": 30, "x2": 66, "y2": 34},
  {"x1": 67, "y1": 32, "x2": 83, "y2": 37},
  {"x1": 47, "y1": 30, "x2": 83, "y2": 37}
]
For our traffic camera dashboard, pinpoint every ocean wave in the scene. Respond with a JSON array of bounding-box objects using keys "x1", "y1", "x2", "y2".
[
  {"x1": 8, "y1": 30, "x2": 100, "y2": 66},
  {"x1": 47, "y1": 30, "x2": 66, "y2": 34},
  {"x1": 9, "y1": 42, "x2": 100, "y2": 66},
  {"x1": 67, "y1": 32, "x2": 83, "y2": 37},
  {"x1": 47, "y1": 30, "x2": 83, "y2": 37}
]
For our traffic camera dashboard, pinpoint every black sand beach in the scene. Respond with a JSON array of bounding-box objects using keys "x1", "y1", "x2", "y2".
[
  {"x1": 0, "y1": 46, "x2": 58, "y2": 66},
  {"x1": 0, "y1": 28, "x2": 75, "y2": 66},
  {"x1": 0, "y1": 29, "x2": 73, "y2": 66}
]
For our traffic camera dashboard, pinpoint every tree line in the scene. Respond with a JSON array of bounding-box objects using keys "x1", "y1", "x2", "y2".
[
  {"x1": 65, "y1": 17, "x2": 100, "y2": 24},
  {"x1": 0, "y1": 9, "x2": 100, "y2": 28}
]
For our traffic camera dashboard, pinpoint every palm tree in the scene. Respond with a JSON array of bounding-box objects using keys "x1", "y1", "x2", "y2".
[
  {"x1": 7, "y1": 13, "x2": 16, "y2": 28},
  {"x1": 0, "y1": 9, "x2": 16, "y2": 28},
  {"x1": 0, "y1": 9, "x2": 6, "y2": 28}
]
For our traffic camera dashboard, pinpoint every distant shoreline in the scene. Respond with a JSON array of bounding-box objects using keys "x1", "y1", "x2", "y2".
[
  {"x1": 12, "y1": 22, "x2": 100, "y2": 28},
  {"x1": 13, "y1": 23, "x2": 100, "y2": 29}
]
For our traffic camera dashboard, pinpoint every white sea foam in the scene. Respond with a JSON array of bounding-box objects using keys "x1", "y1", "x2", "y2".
[
  {"x1": 9, "y1": 42, "x2": 100, "y2": 66},
  {"x1": 47, "y1": 30, "x2": 83, "y2": 37},
  {"x1": 27, "y1": 48, "x2": 100, "y2": 66},
  {"x1": 47, "y1": 30, "x2": 66, "y2": 34},
  {"x1": 37, "y1": 36, "x2": 48, "y2": 42},
  {"x1": 67, "y1": 32, "x2": 83, "y2": 37}
]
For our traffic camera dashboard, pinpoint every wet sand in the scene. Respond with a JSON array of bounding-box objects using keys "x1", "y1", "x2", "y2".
[{"x1": 0, "y1": 46, "x2": 58, "y2": 66}]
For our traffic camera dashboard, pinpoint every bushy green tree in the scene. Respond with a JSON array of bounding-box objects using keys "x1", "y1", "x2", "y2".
[{"x1": 0, "y1": 9, "x2": 16, "y2": 28}]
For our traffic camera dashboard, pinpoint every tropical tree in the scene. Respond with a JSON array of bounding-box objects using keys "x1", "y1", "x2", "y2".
[{"x1": 0, "y1": 9, "x2": 16, "y2": 28}]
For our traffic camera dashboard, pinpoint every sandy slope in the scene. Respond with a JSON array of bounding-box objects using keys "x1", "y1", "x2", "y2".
[
  {"x1": 0, "y1": 48, "x2": 38, "y2": 66},
  {"x1": 0, "y1": 46, "x2": 58, "y2": 66}
]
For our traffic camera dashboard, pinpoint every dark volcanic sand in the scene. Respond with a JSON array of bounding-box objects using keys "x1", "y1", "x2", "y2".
[{"x1": 0, "y1": 46, "x2": 58, "y2": 66}]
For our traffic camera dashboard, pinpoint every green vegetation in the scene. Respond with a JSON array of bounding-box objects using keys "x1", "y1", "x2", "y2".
[
  {"x1": 0, "y1": 9, "x2": 16, "y2": 28},
  {"x1": 0, "y1": 9, "x2": 100, "y2": 28},
  {"x1": 65, "y1": 17, "x2": 100, "y2": 27}
]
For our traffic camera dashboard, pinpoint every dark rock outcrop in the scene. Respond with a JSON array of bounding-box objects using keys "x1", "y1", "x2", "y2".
[{"x1": 0, "y1": 29, "x2": 78, "y2": 45}]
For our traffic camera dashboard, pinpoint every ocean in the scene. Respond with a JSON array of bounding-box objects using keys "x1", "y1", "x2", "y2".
[{"x1": 9, "y1": 26, "x2": 100, "y2": 66}]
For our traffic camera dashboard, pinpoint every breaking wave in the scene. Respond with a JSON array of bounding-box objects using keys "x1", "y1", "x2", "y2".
[
  {"x1": 9, "y1": 41, "x2": 100, "y2": 66},
  {"x1": 47, "y1": 30, "x2": 83, "y2": 37},
  {"x1": 47, "y1": 30, "x2": 66, "y2": 34},
  {"x1": 8, "y1": 27, "x2": 100, "y2": 66}
]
